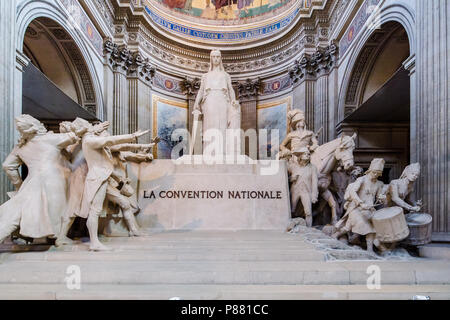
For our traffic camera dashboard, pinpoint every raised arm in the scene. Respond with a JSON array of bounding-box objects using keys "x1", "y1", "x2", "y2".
[
  {"x1": 109, "y1": 143, "x2": 154, "y2": 153},
  {"x1": 86, "y1": 130, "x2": 149, "y2": 149},
  {"x1": 56, "y1": 132, "x2": 79, "y2": 149},
  {"x1": 2, "y1": 147, "x2": 24, "y2": 191}
]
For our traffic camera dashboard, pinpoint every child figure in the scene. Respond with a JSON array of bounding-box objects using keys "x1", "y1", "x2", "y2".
[{"x1": 289, "y1": 147, "x2": 319, "y2": 227}]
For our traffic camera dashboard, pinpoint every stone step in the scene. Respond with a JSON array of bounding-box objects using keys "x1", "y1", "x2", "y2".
[
  {"x1": 0, "y1": 259, "x2": 449, "y2": 286},
  {"x1": 0, "y1": 249, "x2": 326, "y2": 262},
  {"x1": 0, "y1": 284, "x2": 449, "y2": 300}
]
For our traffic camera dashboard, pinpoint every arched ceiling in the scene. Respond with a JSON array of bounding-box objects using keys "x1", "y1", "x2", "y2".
[{"x1": 144, "y1": 0, "x2": 318, "y2": 48}]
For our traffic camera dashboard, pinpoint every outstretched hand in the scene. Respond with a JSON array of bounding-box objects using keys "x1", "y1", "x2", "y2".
[{"x1": 152, "y1": 136, "x2": 161, "y2": 144}]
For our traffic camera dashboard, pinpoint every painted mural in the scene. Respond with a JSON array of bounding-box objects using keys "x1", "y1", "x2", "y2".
[
  {"x1": 257, "y1": 98, "x2": 290, "y2": 159},
  {"x1": 153, "y1": 0, "x2": 309, "y2": 20},
  {"x1": 152, "y1": 96, "x2": 188, "y2": 159}
]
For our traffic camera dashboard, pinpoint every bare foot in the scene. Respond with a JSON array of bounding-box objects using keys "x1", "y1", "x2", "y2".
[
  {"x1": 129, "y1": 228, "x2": 148, "y2": 237},
  {"x1": 89, "y1": 242, "x2": 113, "y2": 251},
  {"x1": 55, "y1": 236, "x2": 73, "y2": 247}
]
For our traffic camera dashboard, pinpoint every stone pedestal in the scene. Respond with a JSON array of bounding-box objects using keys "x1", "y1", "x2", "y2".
[{"x1": 122, "y1": 157, "x2": 291, "y2": 231}]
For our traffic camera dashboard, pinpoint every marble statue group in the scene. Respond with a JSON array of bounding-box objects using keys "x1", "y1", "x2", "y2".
[
  {"x1": 280, "y1": 110, "x2": 431, "y2": 253},
  {"x1": 0, "y1": 49, "x2": 431, "y2": 255},
  {"x1": 0, "y1": 114, "x2": 156, "y2": 251}
]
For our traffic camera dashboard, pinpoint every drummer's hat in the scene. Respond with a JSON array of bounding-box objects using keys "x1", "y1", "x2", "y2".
[{"x1": 366, "y1": 158, "x2": 385, "y2": 173}]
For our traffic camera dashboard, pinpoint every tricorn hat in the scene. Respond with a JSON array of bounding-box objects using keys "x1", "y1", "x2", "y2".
[{"x1": 366, "y1": 158, "x2": 385, "y2": 173}]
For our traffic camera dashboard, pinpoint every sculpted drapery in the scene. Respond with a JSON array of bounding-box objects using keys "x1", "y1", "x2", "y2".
[{"x1": 193, "y1": 50, "x2": 241, "y2": 156}]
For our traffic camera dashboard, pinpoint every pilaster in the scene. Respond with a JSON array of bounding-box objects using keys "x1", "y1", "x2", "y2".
[
  {"x1": 415, "y1": 0, "x2": 450, "y2": 239},
  {"x1": 0, "y1": 0, "x2": 18, "y2": 204}
]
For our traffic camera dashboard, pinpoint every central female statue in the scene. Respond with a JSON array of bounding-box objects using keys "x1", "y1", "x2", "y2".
[{"x1": 193, "y1": 50, "x2": 241, "y2": 156}]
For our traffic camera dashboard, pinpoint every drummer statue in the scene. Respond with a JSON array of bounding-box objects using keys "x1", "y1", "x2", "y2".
[
  {"x1": 385, "y1": 162, "x2": 422, "y2": 212},
  {"x1": 332, "y1": 158, "x2": 386, "y2": 253}
]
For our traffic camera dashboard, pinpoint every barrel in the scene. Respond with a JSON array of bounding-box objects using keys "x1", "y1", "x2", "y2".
[
  {"x1": 372, "y1": 206, "x2": 409, "y2": 242},
  {"x1": 402, "y1": 213, "x2": 433, "y2": 246}
]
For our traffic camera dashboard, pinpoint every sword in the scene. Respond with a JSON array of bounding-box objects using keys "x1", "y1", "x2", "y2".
[{"x1": 190, "y1": 110, "x2": 201, "y2": 155}]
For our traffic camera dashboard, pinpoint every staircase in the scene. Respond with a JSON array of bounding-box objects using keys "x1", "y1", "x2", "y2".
[{"x1": 0, "y1": 230, "x2": 449, "y2": 299}]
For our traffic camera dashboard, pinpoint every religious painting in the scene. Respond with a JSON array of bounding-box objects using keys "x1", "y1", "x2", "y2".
[
  {"x1": 257, "y1": 97, "x2": 291, "y2": 160},
  {"x1": 152, "y1": 95, "x2": 188, "y2": 159},
  {"x1": 153, "y1": 0, "x2": 300, "y2": 20}
]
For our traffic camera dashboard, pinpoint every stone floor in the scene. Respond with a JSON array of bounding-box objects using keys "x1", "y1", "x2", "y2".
[{"x1": 0, "y1": 230, "x2": 449, "y2": 300}]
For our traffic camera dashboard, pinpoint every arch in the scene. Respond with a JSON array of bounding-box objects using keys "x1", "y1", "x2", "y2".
[
  {"x1": 337, "y1": 1, "x2": 416, "y2": 123},
  {"x1": 15, "y1": 0, "x2": 104, "y2": 118}
]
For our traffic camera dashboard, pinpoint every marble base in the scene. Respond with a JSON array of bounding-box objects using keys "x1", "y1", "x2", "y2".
[{"x1": 123, "y1": 157, "x2": 291, "y2": 231}]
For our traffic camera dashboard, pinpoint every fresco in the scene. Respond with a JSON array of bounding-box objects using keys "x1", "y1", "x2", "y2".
[
  {"x1": 154, "y1": 0, "x2": 303, "y2": 20},
  {"x1": 257, "y1": 98, "x2": 290, "y2": 160},
  {"x1": 152, "y1": 96, "x2": 188, "y2": 159}
]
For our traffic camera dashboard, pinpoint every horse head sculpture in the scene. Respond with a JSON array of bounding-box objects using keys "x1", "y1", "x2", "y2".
[{"x1": 334, "y1": 133, "x2": 357, "y2": 171}]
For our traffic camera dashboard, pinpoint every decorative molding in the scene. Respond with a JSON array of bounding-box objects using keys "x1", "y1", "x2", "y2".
[
  {"x1": 15, "y1": 50, "x2": 31, "y2": 72},
  {"x1": 96, "y1": 0, "x2": 336, "y2": 77},
  {"x1": 128, "y1": 51, "x2": 155, "y2": 83},
  {"x1": 262, "y1": 75, "x2": 292, "y2": 95},
  {"x1": 59, "y1": 0, "x2": 104, "y2": 56},
  {"x1": 104, "y1": 38, "x2": 133, "y2": 74},
  {"x1": 180, "y1": 77, "x2": 201, "y2": 97},
  {"x1": 339, "y1": 0, "x2": 382, "y2": 58},
  {"x1": 237, "y1": 79, "x2": 262, "y2": 100},
  {"x1": 153, "y1": 72, "x2": 183, "y2": 94},
  {"x1": 289, "y1": 43, "x2": 339, "y2": 83},
  {"x1": 402, "y1": 54, "x2": 415, "y2": 76}
]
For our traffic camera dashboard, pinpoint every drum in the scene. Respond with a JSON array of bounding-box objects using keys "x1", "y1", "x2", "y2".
[
  {"x1": 403, "y1": 213, "x2": 432, "y2": 246},
  {"x1": 372, "y1": 206, "x2": 409, "y2": 242}
]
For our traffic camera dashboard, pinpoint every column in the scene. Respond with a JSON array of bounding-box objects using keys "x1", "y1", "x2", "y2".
[
  {"x1": 314, "y1": 75, "x2": 329, "y2": 144},
  {"x1": 0, "y1": 1, "x2": 18, "y2": 204},
  {"x1": 104, "y1": 40, "x2": 132, "y2": 135},
  {"x1": 237, "y1": 79, "x2": 261, "y2": 158},
  {"x1": 128, "y1": 53, "x2": 155, "y2": 143},
  {"x1": 415, "y1": 0, "x2": 450, "y2": 240},
  {"x1": 292, "y1": 80, "x2": 315, "y2": 131},
  {"x1": 113, "y1": 71, "x2": 128, "y2": 134}
]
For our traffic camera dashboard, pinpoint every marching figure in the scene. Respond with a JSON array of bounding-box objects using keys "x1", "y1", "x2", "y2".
[
  {"x1": 0, "y1": 115, "x2": 78, "y2": 244},
  {"x1": 289, "y1": 147, "x2": 319, "y2": 227},
  {"x1": 74, "y1": 118, "x2": 150, "y2": 251},
  {"x1": 332, "y1": 158, "x2": 386, "y2": 253}
]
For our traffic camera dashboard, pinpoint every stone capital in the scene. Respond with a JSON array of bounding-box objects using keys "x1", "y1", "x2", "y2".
[
  {"x1": 128, "y1": 51, "x2": 155, "y2": 83},
  {"x1": 180, "y1": 77, "x2": 201, "y2": 97},
  {"x1": 104, "y1": 38, "x2": 133, "y2": 74},
  {"x1": 236, "y1": 78, "x2": 262, "y2": 100},
  {"x1": 289, "y1": 43, "x2": 339, "y2": 84}
]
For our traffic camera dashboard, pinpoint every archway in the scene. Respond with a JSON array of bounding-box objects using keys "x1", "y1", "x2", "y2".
[
  {"x1": 338, "y1": 22, "x2": 411, "y2": 182},
  {"x1": 22, "y1": 17, "x2": 98, "y2": 131},
  {"x1": 24, "y1": 18, "x2": 96, "y2": 111}
]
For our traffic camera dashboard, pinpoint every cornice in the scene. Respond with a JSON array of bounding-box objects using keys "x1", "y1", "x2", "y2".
[{"x1": 97, "y1": 0, "x2": 338, "y2": 79}]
